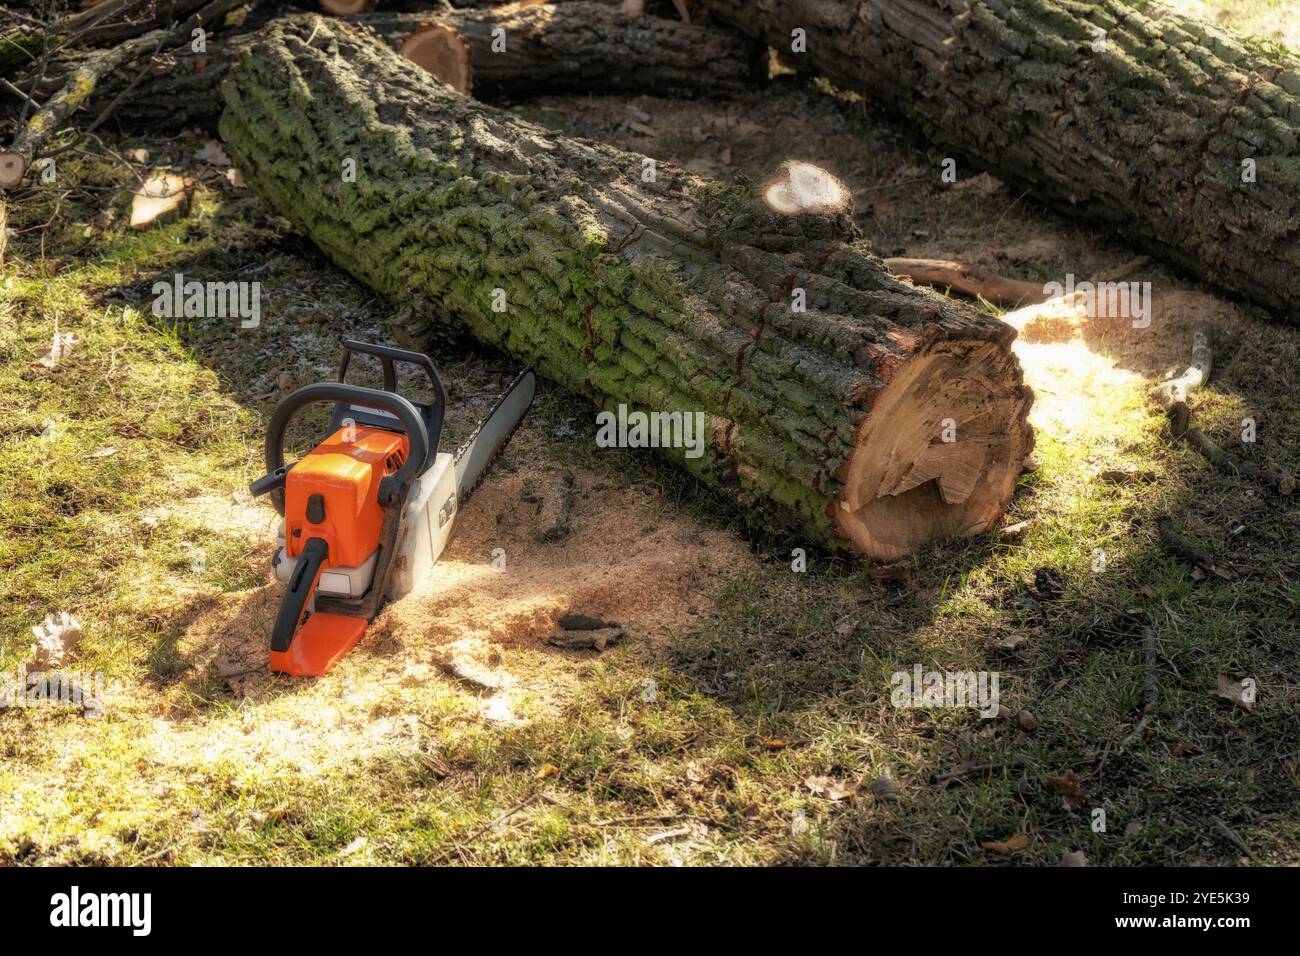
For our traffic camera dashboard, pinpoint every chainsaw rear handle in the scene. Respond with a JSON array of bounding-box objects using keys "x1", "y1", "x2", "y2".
[
  {"x1": 251, "y1": 382, "x2": 430, "y2": 513},
  {"x1": 338, "y1": 339, "x2": 447, "y2": 410}
]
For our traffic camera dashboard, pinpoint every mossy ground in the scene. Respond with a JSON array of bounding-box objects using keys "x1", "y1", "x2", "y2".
[{"x1": 0, "y1": 0, "x2": 1296, "y2": 865}]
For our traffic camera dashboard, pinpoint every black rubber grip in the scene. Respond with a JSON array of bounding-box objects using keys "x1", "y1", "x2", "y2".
[
  {"x1": 338, "y1": 339, "x2": 446, "y2": 412},
  {"x1": 271, "y1": 535, "x2": 328, "y2": 653}
]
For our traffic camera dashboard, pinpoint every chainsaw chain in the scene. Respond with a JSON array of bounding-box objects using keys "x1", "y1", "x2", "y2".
[{"x1": 453, "y1": 367, "x2": 532, "y2": 505}]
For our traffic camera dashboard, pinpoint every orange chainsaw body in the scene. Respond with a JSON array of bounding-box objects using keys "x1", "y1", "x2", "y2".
[
  {"x1": 270, "y1": 426, "x2": 408, "y2": 677},
  {"x1": 282, "y1": 426, "x2": 407, "y2": 567}
]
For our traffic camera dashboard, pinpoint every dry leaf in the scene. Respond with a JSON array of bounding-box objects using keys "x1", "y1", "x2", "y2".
[
  {"x1": 1044, "y1": 770, "x2": 1087, "y2": 809},
  {"x1": 225, "y1": 167, "x2": 247, "y2": 188},
  {"x1": 194, "y1": 140, "x2": 230, "y2": 166},
  {"x1": 31, "y1": 331, "x2": 78, "y2": 369},
  {"x1": 1210, "y1": 675, "x2": 1256, "y2": 713},
  {"x1": 980, "y1": 833, "x2": 1029, "y2": 854},
  {"x1": 534, "y1": 763, "x2": 559, "y2": 780},
  {"x1": 27, "y1": 611, "x2": 82, "y2": 671},
  {"x1": 805, "y1": 775, "x2": 861, "y2": 802}
]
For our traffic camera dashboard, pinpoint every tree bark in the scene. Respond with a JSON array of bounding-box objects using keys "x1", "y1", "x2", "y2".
[
  {"x1": 82, "y1": 2, "x2": 761, "y2": 130},
  {"x1": 219, "y1": 15, "x2": 1033, "y2": 560},
  {"x1": 701, "y1": 0, "x2": 1300, "y2": 322},
  {"x1": 392, "y1": 1, "x2": 763, "y2": 100}
]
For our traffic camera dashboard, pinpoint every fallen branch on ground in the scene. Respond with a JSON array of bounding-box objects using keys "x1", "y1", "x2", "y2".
[
  {"x1": 1155, "y1": 321, "x2": 1294, "y2": 495},
  {"x1": 1156, "y1": 516, "x2": 1232, "y2": 580},
  {"x1": 886, "y1": 255, "x2": 1152, "y2": 309},
  {"x1": 883, "y1": 258, "x2": 1048, "y2": 307},
  {"x1": 0, "y1": 0, "x2": 250, "y2": 189},
  {"x1": 1183, "y1": 428, "x2": 1295, "y2": 496}
]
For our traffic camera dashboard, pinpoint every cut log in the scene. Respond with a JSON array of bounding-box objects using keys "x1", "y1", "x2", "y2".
[
  {"x1": 700, "y1": 0, "x2": 1300, "y2": 323},
  {"x1": 398, "y1": 19, "x2": 472, "y2": 95},
  {"x1": 218, "y1": 16, "x2": 1033, "y2": 560},
  {"x1": 417, "y1": 0, "x2": 764, "y2": 99},
  {"x1": 82, "y1": 2, "x2": 762, "y2": 130}
]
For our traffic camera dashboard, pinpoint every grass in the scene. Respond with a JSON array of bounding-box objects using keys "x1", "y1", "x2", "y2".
[{"x1": 1, "y1": 2, "x2": 1298, "y2": 866}]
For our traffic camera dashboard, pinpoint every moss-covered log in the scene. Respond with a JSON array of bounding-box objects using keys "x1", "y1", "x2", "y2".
[
  {"x1": 219, "y1": 15, "x2": 1034, "y2": 560},
  {"x1": 702, "y1": 0, "x2": 1300, "y2": 322},
  {"x1": 82, "y1": 3, "x2": 760, "y2": 130}
]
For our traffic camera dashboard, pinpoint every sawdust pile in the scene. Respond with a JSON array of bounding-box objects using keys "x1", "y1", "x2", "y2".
[{"x1": 378, "y1": 461, "x2": 754, "y2": 652}]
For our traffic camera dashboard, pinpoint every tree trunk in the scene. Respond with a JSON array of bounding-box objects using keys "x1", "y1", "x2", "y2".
[
  {"x1": 218, "y1": 15, "x2": 1033, "y2": 560},
  {"x1": 702, "y1": 0, "x2": 1300, "y2": 323},
  {"x1": 386, "y1": 1, "x2": 764, "y2": 99},
  {"x1": 84, "y1": 3, "x2": 761, "y2": 130}
]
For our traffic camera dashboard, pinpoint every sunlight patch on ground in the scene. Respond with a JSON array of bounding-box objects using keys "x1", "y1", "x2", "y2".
[
  {"x1": 1004, "y1": 296, "x2": 1149, "y2": 455},
  {"x1": 1014, "y1": 339, "x2": 1145, "y2": 443}
]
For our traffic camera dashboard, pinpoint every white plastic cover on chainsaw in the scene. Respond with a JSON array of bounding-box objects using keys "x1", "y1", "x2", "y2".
[
  {"x1": 389, "y1": 451, "x2": 457, "y2": 600},
  {"x1": 271, "y1": 451, "x2": 457, "y2": 601},
  {"x1": 273, "y1": 542, "x2": 378, "y2": 597}
]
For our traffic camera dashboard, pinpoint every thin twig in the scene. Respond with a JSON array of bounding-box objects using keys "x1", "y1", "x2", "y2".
[{"x1": 427, "y1": 794, "x2": 539, "y2": 865}]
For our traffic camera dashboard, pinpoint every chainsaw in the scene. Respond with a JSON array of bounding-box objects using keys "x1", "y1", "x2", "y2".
[{"x1": 249, "y1": 339, "x2": 535, "y2": 676}]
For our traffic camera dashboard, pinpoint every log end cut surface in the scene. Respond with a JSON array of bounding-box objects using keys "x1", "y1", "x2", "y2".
[
  {"x1": 834, "y1": 337, "x2": 1032, "y2": 561},
  {"x1": 399, "y1": 21, "x2": 473, "y2": 95}
]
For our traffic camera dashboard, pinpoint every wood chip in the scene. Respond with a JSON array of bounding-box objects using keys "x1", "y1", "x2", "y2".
[
  {"x1": 980, "y1": 833, "x2": 1029, "y2": 854},
  {"x1": 870, "y1": 774, "x2": 899, "y2": 803},
  {"x1": 31, "y1": 330, "x2": 78, "y2": 369},
  {"x1": 26, "y1": 611, "x2": 82, "y2": 671},
  {"x1": 999, "y1": 518, "x2": 1035, "y2": 541},
  {"x1": 130, "y1": 171, "x2": 192, "y2": 230},
  {"x1": 1210, "y1": 675, "x2": 1256, "y2": 713},
  {"x1": 546, "y1": 627, "x2": 623, "y2": 651}
]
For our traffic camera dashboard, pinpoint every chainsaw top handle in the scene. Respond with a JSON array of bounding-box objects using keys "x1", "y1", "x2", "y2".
[
  {"x1": 336, "y1": 339, "x2": 445, "y2": 457},
  {"x1": 250, "y1": 382, "x2": 429, "y2": 515}
]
